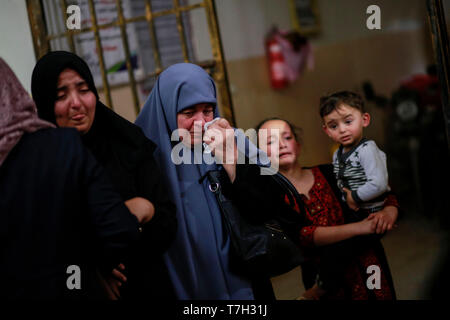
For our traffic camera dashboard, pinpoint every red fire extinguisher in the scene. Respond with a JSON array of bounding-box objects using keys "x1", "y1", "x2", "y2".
[{"x1": 266, "y1": 33, "x2": 288, "y2": 89}]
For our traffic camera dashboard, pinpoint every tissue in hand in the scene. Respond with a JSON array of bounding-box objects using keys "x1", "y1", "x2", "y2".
[{"x1": 203, "y1": 117, "x2": 220, "y2": 153}]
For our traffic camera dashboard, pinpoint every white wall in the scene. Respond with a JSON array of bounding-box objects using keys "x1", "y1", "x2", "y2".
[
  {"x1": 0, "y1": 0, "x2": 36, "y2": 93},
  {"x1": 312, "y1": 0, "x2": 427, "y2": 46},
  {"x1": 214, "y1": 0, "x2": 292, "y2": 61},
  {"x1": 214, "y1": 0, "x2": 428, "y2": 61}
]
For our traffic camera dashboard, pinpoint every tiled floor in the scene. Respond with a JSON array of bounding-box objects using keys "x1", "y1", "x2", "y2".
[{"x1": 270, "y1": 214, "x2": 448, "y2": 300}]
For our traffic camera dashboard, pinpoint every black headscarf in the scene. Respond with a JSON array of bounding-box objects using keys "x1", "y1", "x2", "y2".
[
  {"x1": 31, "y1": 51, "x2": 99, "y2": 124},
  {"x1": 31, "y1": 51, "x2": 155, "y2": 199}
]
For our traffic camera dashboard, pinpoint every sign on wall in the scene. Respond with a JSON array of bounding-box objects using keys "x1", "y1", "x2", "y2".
[{"x1": 42, "y1": 0, "x2": 194, "y2": 91}]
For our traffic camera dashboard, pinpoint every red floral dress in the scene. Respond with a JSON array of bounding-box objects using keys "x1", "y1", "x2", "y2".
[{"x1": 290, "y1": 166, "x2": 397, "y2": 300}]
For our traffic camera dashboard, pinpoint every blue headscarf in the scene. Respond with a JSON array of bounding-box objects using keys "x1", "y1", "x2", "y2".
[{"x1": 135, "y1": 63, "x2": 255, "y2": 299}]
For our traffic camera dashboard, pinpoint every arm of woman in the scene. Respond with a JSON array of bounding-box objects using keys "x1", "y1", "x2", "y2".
[
  {"x1": 76, "y1": 133, "x2": 140, "y2": 271},
  {"x1": 310, "y1": 198, "x2": 398, "y2": 246},
  {"x1": 312, "y1": 217, "x2": 376, "y2": 246}
]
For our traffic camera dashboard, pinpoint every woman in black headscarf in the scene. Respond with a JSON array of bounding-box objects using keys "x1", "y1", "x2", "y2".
[
  {"x1": 31, "y1": 51, "x2": 177, "y2": 300},
  {"x1": 0, "y1": 58, "x2": 145, "y2": 299}
]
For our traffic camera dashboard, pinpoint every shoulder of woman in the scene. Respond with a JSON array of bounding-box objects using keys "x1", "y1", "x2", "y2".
[
  {"x1": 22, "y1": 128, "x2": 88, "y2": 166},
  {"x1": 97, "y1": 103, "x2": 156, "y2": 151},
  {"x1": 29, "y1": 127, "x2": 79, "y2": 145}
]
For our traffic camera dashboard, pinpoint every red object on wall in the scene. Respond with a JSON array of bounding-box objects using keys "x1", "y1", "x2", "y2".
[{"x1": 266, "y1": 36, "x2": 288, "y2": 89}]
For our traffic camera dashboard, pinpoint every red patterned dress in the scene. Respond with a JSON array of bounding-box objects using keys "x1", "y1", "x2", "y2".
[{"x1": 291, "y1": 166, "x2": 397, "y2": 300}]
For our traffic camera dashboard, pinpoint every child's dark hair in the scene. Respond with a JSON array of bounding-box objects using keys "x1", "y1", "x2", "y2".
[
  {"x1": 255, "y1": 117, "x2": 302, "y2": 145},
  {"x1": 319, "y1": 91, "x2": 365, "y2": 118}
]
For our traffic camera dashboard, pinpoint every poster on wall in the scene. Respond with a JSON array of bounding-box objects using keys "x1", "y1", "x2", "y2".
[
  {"x1": 289, "y1": 0, "x2": 320, "y2": 35},
  {"x1": 42, "y1": 0, "x2": 194, "y2": 94}
]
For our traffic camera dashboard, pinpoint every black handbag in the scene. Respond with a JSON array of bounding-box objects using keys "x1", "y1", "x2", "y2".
[{"x1": 204, "y1": 169, "x2": 305, "y2": 278}]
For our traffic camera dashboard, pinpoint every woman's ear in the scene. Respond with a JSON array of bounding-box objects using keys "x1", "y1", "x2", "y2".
[{"x1": 362, "y1": 113, "x2": 371, "y2": 127}]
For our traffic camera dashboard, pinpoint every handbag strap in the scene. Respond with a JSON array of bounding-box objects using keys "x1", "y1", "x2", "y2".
[
  {"x1": 200, "y1": 167, "x2": 306, "y2": 218},
  {"x1": 271, "y1": 173, "x2": 301, "y2": 206}
]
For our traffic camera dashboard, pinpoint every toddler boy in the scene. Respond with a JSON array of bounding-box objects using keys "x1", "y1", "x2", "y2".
[{"x1": 320, "y1": 91, "x2": 390, "y2": 216}]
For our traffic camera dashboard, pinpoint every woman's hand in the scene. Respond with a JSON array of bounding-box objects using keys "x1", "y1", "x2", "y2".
[
  {"x1": 203, "y1": 118, "x2": 237, "y2": 182},
  {"x1": 125, "y1": 197, "x2": 155, "y2": 224},
  {"x1": 367, "y1": 206, "x2": 399, "y2": 234},
  {"x1": 355, "y1": 215, "x2": 377, "y2": 236},
  {"x1": 98, "y1": 264, "x2": 127, "y2": 300}
]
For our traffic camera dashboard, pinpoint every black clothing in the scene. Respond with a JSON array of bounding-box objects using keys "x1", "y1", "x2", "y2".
[
  {"x1": 31, "y1": 51, "x2": 177, "y2": 299},
  {"x1": 232, "y1": 164, "x2": 305, "y2": 243},
  {"x1": 83, "y1": 104, "x2": 177, "y2": 299},
  {"x1": 79, "y1": 105, "x2": 177, "y2": 299},
  {"x1": 213, "y1": 164, "x2": 305, "y2": 300},
  {"x1": 0, "y1": 128, "x2": 139, "y2": 299}
]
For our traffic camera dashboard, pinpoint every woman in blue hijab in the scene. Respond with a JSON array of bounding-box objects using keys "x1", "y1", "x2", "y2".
[{"x1": 135, "y1": 63, "x2": 284, "y2": 299}]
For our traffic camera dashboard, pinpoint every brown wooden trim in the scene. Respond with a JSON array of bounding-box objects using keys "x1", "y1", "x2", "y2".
[{"x1": 427, "y1": 0, "x2": 450, "y2": 151}]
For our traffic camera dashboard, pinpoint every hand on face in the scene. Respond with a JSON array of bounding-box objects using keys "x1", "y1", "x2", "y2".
[
  {"x1": 54, "y1": 68, "x2": 96, "y2": 134},
  {"x1": 203, "y1": 118, "x2": 237, "y2": 164}
]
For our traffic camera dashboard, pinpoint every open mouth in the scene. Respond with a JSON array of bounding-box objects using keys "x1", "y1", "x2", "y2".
[{"x1": 279, "y1": 152, "x2": 291, "y2": 158}]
